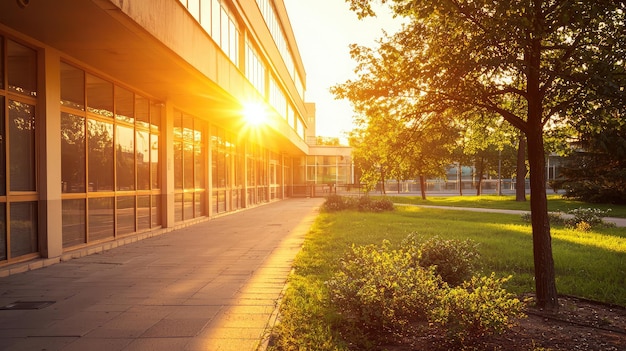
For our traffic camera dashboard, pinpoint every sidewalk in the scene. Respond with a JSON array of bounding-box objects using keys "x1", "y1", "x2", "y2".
[
  {"x1": 0, "y1": 197, "x2": 325, "y2": 351},
  {"x1": 396, "y1": 204, "x2": 626, "y2": 227}
]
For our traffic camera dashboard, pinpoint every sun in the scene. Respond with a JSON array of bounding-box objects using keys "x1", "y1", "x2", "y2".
[{"x1": 242, "y1": 102, "x2": 268, "y2": 126}]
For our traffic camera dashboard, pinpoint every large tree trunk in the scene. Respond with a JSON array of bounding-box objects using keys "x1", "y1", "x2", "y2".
[
  {"x1": 516, "y1": 134, "x2": 527, "y2": 202},
  {"x1": 526, "y1": 17, "x2": 558, "y2": 309},
  {"x1": 419, "y1": 175, "x2": 427, "y2": 200}
]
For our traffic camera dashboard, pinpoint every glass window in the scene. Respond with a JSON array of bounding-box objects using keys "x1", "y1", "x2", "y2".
[
  {"x1": 151, "y1": 134, "x2": 160, "y2": 189},
  {"x1": 88, "y1": 197, "x2": 114, "y2": 241},
  {"x1": 115, "y1": 86, "x2": 134, "y2": 123},
  {"x1": 60, "y1": 62, "x2": 85, "y2": 110},
  {"x1": 61, "y1": 112, "x2": 86, "y2": 193},
  {"x1": 62, "y1": 199, "x2": 86, "y2": 248},
  {"x1": 174, "y1": 141, "x2": 183, "y2": 190},
  {"x1": 200, "y1": 0, "x2": 212, "y2": 33},
  {"x1": 116, "y1": 125, "x2": 135, "y2": 191},
  {"x1": 174, "y1": 193, "x2": 183, "y2": 222},
  {"x1": 151, "y1": 194, "x2": 161, "y2": 227},
  {"x1": 88, "y1": 119, "x2": 114, "y2": 191},
  {"x1": 211, "y1": 0, "x2": 220, "y2": 40},
  {"x1": 195, "y1": 142, "x2": 205, "y2": 189},
  {"x1": 86, "y1": 74, "x2": 113, "y2": 118},
  {"x1": 0, "y1": 98, "x2": 5, "y2": 196},
  {"x1": 150, "y1": 101, "x2": 161, "y2": 131},
  {"x1": 136, "y1": 95, "x2": 150, "y2": 129},
  {"x1": 184, "y1": 192, "x2": 194, "y2": 219},
  {"x1": 194, "y1": 192, "x2": 205, "y2": 217},
  {"x1": 0, "y1": 204, "x2": 5, "y2": 260},
  {"x1": 0, "y1": 36, "x2": 4, "y2": 90},
  {"x1": 137, "y1": 195, "x2": 150, "y2": 231},
  {"x1": 7, "y1": 40, "x2": 37, "y2": 97},
  {"x1": 9, "y1": 100, "x2": 36, "y2": 192},
  {"x1": 187, "y1": 0, "x2": 200, "y2": 20},
  {"x1": 10, "y1": 202, "x2": 37, "y2": 257},
  {"x1": 116, "y1": 196, "x2": 135, "y2": 235},
  {"x1": 184, "y1": 144, "x2": 194, "y2": 189},
  {"x1": 136, "y1": 130, "x2": 150, "y2": 190}
]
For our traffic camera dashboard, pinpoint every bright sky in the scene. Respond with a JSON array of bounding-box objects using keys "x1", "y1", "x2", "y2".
[{"x1": 282, "y1": 0, "x2": 404, "y2": 143}]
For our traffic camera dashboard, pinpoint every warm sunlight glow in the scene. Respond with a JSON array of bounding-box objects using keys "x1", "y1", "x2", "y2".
[{"x1": 242, "y1": 102, "x2": 268, "y2": 126}]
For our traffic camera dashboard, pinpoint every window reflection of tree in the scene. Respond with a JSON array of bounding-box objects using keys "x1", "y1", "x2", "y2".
[{"x1": 88, "y1": 119, "x2": 113, "y2": 191}]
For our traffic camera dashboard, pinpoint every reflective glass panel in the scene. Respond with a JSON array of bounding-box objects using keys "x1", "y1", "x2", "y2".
[
  {"x1": 0, "y1": 204, "x2": 5, "y2": 260},
  {"x1": 88, "y1": 197, "x2": 114, "y2": 241},
  {"x1": 60, "y1": 62, "x2": 85, "y2": 110},
  {"x1": 184, "y1": 192, "x2": 193, "y2": 219},
  {"x1": 150, "y1": 101, "x2": 161, "y2": 131},
  {"x1": 174, "y1": 193, "x2": 183, "y2": 222},
  {"x1": 174, "y1": 141, "x2": 183, "y2": 190},
  {"x1": 150, "y1": 134, "x2": 160, "y2": 189},
  {"x1": 116, "y1": 196, "x2": 135, "y2": 235},
  {"x1": 88, "y1": 119, "x2": 114, "y2": 191},
  {"x1": 0, "y1": 98, "x2": 5, "y2": 195},
  {"x1": 9, "y1": 100, "x2": 36, "y2": 191},
  {"x1": 61, "y1": 112, "x2": 86, "y2": 193},
  {"x1": 184, "y1": 143, "x2": 194, "y2": 189},
  {"x1": 136, "y1": 130, "x2": 150, "y2": 190},
  {"x1": 137, "y1": 195, "x2": 150, "y2": 231},
  {"x1": 136, "y1": 95, "x2": 150, "y2": 129},
  {"x1": 115, "y1": 86, "x2": 134, "y2": 123},
  {"x1": 7, "y1": 40, "x2": 37, "y2": 97},
  {"x1": 195, "y1": 142, "x2": 205, "y2": 189},
  {"x1": 62, "y1": 199, "x2": 86, "y2": 248},
  {"x1": 10, "y1": 202, "x2": 37, "y2": 257},
  {"x1": 194, "y1": 192, "x2": 205, "y2": 217},
  {"x1": 151, "y1": 194, "x2": 161, "y2": 227},
  {"x1": 116, "y1": 125, "x2": 135, "y2": 190},
  {"x1": 86, "y1": 74, "x2": 113, "y2": 118}
]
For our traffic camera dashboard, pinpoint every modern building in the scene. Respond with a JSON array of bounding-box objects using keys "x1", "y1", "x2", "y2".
[{"x1": 0, "y1": 0, "x2": 353, "y2": 270}]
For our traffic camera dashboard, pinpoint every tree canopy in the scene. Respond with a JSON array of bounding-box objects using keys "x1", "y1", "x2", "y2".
[{"x1": 338, "y1": 0, "x2": 626, "y2": 309}]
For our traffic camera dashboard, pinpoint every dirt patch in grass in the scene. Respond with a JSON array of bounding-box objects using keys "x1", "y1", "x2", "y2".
[{"x1": 384, "y1": 295, "x2": 626, "y2": 351}]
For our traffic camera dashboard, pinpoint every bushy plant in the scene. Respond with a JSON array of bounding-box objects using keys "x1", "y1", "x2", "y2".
[
  {"x1": 432, "y1": 274, "x2": 525, "y2": 344},
  {"x1": 418, "y1": 236, "x2": 481, "y2": 286},
  {"x1": 564, "y1": 207, "x2": 614, "y2": 229},
  {"x1": 326, "y1": 241, "x2": 442, "y2": 340},
  {"x1": 322, "y1": 195, "x2": 394, "y2": 213},
  {"x1": 326, "y1": 235, "x2": 524, "y2": 346}
]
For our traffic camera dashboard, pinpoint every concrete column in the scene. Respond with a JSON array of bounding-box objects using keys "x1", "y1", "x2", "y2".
[{"x1": 38, "y1": 47, "x2": 63, "y2": 258}]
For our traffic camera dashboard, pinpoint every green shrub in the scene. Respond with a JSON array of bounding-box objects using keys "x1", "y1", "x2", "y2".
[
  {"x1": 326, "y1": 240, "x2": 443, "y2": 340},
  {"x1": 418, "y1": 236, "x2": 481, "y2": 286},
  {"x1": 326, "y1": 236, "x2": 524, "y2": 346},
  {"x1": 564, "y1": 207, "x2": 615, "y2": 229},
  {"x1": 432, "y1": 274, "x2": 525, "y2": 345},
  {"x1": 322, "y1": 195, "x2": 394, "y2": 213}
]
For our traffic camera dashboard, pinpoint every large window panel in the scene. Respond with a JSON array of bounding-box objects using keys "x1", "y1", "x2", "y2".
[
  {"x1": 9, "y1": 100, "x2": 36, "y2": 192},
  {"x1": 115, "y1": 86, "x2": 134, "y2": 124},
  {"x1": 150, "y1": 101, "x2": 162, "y2": 131},
  {"x1": 151, "y1": 134, "x2": 160, "y2": 190},
  {"x1": 0, "y1": 98, "x2": 5, "y2": 196},
  {"x1": 0, "y1": 204, "x2": 5, "y2": 260},
  {"x1": 88, "y1": 197, "x2": 114, "y2": 241},
  {"x1": 174, "y1": 141, "x2": 183, "y2": 190},
  {"x1": 151, "y1": 195, "x2": 161, "y2": 227},
  {"x1": 136, "y1": 130, "x2": 150, "y2": 190},
  {"x1": 62, "y1": 199, "x2": 86, "y2": 248},
  {"x1": 116, "y1": 125, "x2": 135, "y2": 191},
  {"x1": 61, "y1": 112, "x2": 86, "y2": 193},
  {"x1": 116, "y1": 196, "x2": 136, "y2": 235},
  {"x1": 86, "y1": 74, "x2": 113, "y2": 118},
  {"x1": 9, "y1": 202, "x2": 37, "y2": 257},
  {"x1": 7, "y1": 39, "x2": 36, "y2": 97},
  {"x1": 136, "y1": 95, "x2": 150, "y2": 129},
  {"x1": 184, "y1": 144, "x2": 194, "y2": 189},
  {"x1": 88, "y1": 119, "x2": 114, "y2": 191},
  {"x1": 60, "y1": 62, "x2": 85, "y2": 110},
  {"x1": 137, "y1": 195, "x2": 150, "y2": 231}
]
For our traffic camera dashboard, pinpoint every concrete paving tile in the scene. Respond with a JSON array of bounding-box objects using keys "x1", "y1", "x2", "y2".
[
  {"x1": 0, "y1": 336, "x2": 77, "y2": 351},
  {"x1": 141, "y1": 318, "x2": 209, "y2": 337},
  {"x1": 61, "y1": 337, "x2": 133, "y2": 351},
  {"x1": 29, "y1": 310, "x2": 121, "y2": 337},
  {"x1": 124, "y1": 337, "x2": 193, "y2": 351}
]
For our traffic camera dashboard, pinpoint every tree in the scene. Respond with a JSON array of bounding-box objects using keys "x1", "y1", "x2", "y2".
[
  {"x1": 556, "y1": 112, "x2": 626, "y2": 204},
  {"x1": 340, "y1": 0, "x2": 626, "y2": 309}
]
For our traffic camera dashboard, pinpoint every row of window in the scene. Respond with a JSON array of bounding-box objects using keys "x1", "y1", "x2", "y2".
[{"x1": 0, "y1": 35, "x2": 39, "y2": 262}]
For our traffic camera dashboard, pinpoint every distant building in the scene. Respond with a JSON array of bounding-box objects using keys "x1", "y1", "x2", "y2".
[{"x1": 0, "y1": 0, "x2": 353, "y2": 269}]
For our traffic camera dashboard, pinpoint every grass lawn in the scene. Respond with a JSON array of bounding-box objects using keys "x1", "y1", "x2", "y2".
[
  {"x1": 385, "y1": 194, "x2": 626, "y2": 217},
  {"x1": 269, "y1": 204, "x2": 626, "y2": 350}
]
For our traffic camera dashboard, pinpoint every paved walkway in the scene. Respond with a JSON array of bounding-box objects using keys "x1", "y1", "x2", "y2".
[
  {"x1": 0, "y1": 197, "x2": 325, "y2": 351},
  {"x1": 396, "y1": 204, "x2": 626, "y2": 227}
]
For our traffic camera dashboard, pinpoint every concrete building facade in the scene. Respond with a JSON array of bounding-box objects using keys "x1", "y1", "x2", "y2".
[{"x1": 0, "y1": 0, "x2": 353, "y2": 269}]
